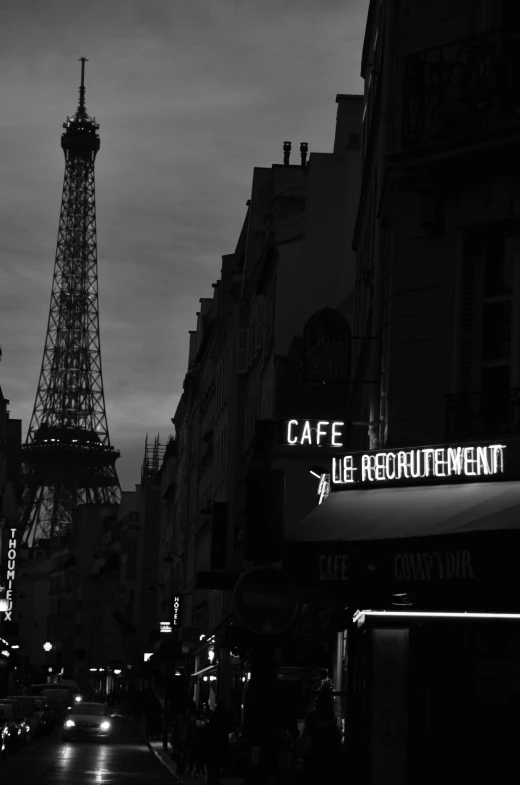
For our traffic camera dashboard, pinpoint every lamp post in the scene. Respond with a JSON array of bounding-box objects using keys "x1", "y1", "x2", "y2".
[{"x1": 43, "y1": 641, "x2": 53, "y2": 682}]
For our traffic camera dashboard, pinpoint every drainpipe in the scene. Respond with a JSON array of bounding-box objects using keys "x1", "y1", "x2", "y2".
[{"x1": 368, "y1": 0, "x2": 398, "y2": 450}]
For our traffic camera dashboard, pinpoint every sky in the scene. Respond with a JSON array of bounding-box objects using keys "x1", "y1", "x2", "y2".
[{"x1": 0, "y1": 0, "x2": 368, "y2": 492}]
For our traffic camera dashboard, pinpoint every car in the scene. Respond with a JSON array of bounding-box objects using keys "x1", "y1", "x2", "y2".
[
  {"x1": 8, "y1": 696, "x2": 38, "y2": 737},
  {"x1": 62, "y1": 702, "x2": 112, "y2": 742},
  {"x1": 0, "y1": 700, "x2": 30, "y2": 744},
  {"x1": 30, "y1": 684, "x2": 74, "y2": 719},
  {"x1": 0, "y1": 708, "x2": 14, "y2": 758},
  {"x1": 29, "y1": 696, "x2": 54, "y2": 735},
  {"x1": 0, "y1": 704, "x2": 25, "y2": 753}
]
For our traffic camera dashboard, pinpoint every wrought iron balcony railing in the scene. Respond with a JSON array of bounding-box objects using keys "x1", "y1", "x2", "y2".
[
  {"x1": 446, "y1": 387, "x2": 520, "y2": 441},
  {"x1": 403, "y1": 29, "x2": 520, "y2": 149}
]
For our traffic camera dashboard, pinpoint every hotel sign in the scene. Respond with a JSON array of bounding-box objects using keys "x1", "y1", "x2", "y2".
[
  {"x1": 172, "y1": 596, "x2": 182, "y2": 627},
  {"x1": 332, "y1": 443, "x2": 507, "y2": 490}
]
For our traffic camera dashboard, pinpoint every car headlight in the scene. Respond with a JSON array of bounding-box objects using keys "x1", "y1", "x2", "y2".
[
  {"x1": 100, "y1": 721, "x2": 110, "y2": 731},
  {"x1": 74, "y1": 696, "x2": 82, "y2": 703},
  {"x1": 65, "y1": 720, "x2": 75, "y2": 728}
]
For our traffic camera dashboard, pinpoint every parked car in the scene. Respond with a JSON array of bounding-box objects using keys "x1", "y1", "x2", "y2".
[
  {"x1": 63, "y1": 702, "x2": 112, "y2": 742},
  {"x1": 0, "y1": 709, "x2": 13, "y2": 758},
  {"x1": 30, "y1": 684, "x2": 74, "y2": 718},
  {"x1": 0, "y1": 700, "x2": 31, "y2": 744},
  {"x1": 8, "y1": 696, "x2": 38, "y2": 737},
  {"x1": 0, "y1": 703, "x2": 24, "y2": 753},
  {"x1": 28, "y1": 696, "x2": 54, "y2": 735}
]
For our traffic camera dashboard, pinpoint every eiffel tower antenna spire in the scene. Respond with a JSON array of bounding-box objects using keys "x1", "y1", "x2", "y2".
[
  {"x1": 78, "y1": 56, "x2": 87, "y2": 112},
  {"x1": 20, "y1": 60, "x2": 120, "y2": 546}
]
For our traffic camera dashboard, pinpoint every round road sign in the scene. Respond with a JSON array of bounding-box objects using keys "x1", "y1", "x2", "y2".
[{"x1": 232, "y1": 565, "x2": 299, "y2": 636}]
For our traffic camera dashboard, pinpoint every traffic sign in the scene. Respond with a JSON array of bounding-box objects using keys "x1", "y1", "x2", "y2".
[{"x1": 232, "y1": 565, "x2": 299, "y2": 636}]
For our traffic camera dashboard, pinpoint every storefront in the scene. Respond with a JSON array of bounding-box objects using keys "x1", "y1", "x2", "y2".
[
  {"x1": 191, "y1": 636, "x2": 218, "y2": 711},
  {"x1": 283, "y1": 439, "x2": 520, "y2": 785}
]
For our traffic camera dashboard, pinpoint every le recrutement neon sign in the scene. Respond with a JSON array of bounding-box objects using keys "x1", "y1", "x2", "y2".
[{"x1": 332, "y1": 444, "x2": 506, "y2": 487}]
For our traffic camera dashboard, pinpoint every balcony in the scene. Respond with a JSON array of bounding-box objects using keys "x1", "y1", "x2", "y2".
[
  {"x1": 446, "y1": 388, "x2": 520, "y2": 441},
  {"x1": 403, "y1": 30, "x2": 520, "y2": 151}
]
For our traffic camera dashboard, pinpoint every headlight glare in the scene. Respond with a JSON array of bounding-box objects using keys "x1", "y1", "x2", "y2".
[
  {"x1": 100, "y1": 721, "x2": 110, "y2": 730},
  {"x1": 65, "y1": 719, "x2": 75, "y2": 728}
]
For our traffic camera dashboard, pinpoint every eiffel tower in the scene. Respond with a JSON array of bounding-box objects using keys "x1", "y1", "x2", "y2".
[{"x1": 20, "y1": 58, "x2": 120, "y2": 545}]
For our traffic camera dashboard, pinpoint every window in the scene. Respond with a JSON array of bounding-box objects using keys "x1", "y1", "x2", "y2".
[
  {"x1": 458, "y1": 227, "x2": 520, "y2": 429},
  {"x1": 238, "y1": 329, "x2": 248, "y2": 373},
  {"x1": 126, "y1": 538, "x2": 138, "y2": 581}
]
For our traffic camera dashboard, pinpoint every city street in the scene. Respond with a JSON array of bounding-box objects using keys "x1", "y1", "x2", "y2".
[{"x1": 0, "y1": 717, "x2": 174, "y2": 784}]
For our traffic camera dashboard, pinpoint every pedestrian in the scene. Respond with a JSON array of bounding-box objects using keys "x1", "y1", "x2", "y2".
[
  {"x1": 189, "y1": 710, "x2": 206, "y2": 779},
  {"x1": 204, "y1": 704, "x2": 230, "y2": 785},
  {"x1": 145, "y1": 691, "x2": 162, "y2": 741},
  {"x1": 173, "y1": 707, "x2": 195, "y2": 776}
]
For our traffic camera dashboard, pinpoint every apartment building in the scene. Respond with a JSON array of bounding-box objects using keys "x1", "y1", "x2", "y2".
[
  {"x1": 162, "y1": 95, "x2": 362, "y2": 721},
  {"x1": 284, "y1": 3, "x2": 520, "y2": 784}
]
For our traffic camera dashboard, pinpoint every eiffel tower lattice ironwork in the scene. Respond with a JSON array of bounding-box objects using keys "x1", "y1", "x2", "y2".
[{"x1": 20, "y1": 58, "x2": 120, "y2": 545}]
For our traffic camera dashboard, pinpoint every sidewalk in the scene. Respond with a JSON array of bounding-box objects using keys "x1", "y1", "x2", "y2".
[
  {"x1": 126, "y1": 715, "x2": 245, "y2": 785},
  {"x1": 147, "y1": 738, "x2": 245, "y2": 785}
]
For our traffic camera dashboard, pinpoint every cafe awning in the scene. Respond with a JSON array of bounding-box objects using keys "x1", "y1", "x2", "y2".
[
  {"x1": 283, "y1": 481, "x2": 520, "y2": 609},
  {"x1": 286, "y1": 481, "x2": 520, "y2": 543}
]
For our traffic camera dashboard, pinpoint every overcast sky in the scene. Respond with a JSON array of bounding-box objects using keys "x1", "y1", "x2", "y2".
[{"x1": 0, "y1": 0, "x2": 367, "y2": 491}]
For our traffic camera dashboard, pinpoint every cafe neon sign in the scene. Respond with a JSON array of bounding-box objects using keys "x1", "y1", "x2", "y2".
[
  {"x1": 332, "y1": 444, "x2": 506, "y2": 487},
  {"x1": 284, "y1": 420, "x2": 345, "y2": 447}
]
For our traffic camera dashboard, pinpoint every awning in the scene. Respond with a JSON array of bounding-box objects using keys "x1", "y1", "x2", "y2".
[
  {"x1": 287, "y1": 481, "x2": 520, "y2": 543},
  {"x1": 283, "y1": 481, "x2": 520, "y2": 610}
]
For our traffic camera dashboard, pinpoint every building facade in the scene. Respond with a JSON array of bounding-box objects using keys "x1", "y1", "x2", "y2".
[
  {"x1": 284, "y1": 3, "x2": 520, "y2": 785},
  {"x1": 161, "y1": 95, "x2": 363, "y2": 723}
]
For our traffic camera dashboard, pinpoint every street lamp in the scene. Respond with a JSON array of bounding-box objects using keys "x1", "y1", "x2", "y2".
[{"x1": 43, "y1": 642, "x2": 52, "y2": 652}]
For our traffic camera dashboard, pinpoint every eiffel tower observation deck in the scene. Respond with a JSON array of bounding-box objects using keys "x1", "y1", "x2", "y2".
[{"x1": 20, "y1": 59, "x2": 120, "y2": 546}]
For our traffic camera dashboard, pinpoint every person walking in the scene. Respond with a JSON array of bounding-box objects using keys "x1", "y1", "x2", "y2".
[
  {"x1": 204, "y1": 705, "x2": 230, "y2": 785},
  {"x1": 145, "y1": 691, "x2": 163, "y2": 741},
  {"x1": 190, "y1": 710, "x2": 207, "y2": 779},
  {"x1": 175, "y1": 707, "x2": 195, "y2": 776}
]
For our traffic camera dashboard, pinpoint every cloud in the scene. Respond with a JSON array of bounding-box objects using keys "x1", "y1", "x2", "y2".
[{"x1": 0, "y1": 0, "x2": 368, "y2": 491}]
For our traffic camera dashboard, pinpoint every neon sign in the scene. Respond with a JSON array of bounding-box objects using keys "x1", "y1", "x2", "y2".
[
  {"x1": 160, "y1": 621, "x2": 172, "y2": 634},
  {"x1": 3, "y1": 528, "x2": 17, "y2": 621},
  {"x1": 283, "y1": 420, "x2": 345, "y2": 447},
  {"x1": 332, "y1": 444, "x2": 506, "y2": 488},
  {"x1": 172, "y1": 596, "x2": 181, "y2": 627},
  {"x1": 317, "y1": 474, "x2": 331, "y2": 505}
]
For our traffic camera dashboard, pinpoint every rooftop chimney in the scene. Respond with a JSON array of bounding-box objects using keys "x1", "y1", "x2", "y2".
[
  {"x1": 283, "y1": 141, "x2": 291, "y2": 166},
  {"x1": 300, "y1": 142, "x2": 308, "y2": 167}
]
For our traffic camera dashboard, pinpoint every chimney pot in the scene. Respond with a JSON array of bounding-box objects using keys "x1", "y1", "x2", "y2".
[
  {"x1": 300, "y1": 142, "x2": 309, "y2": 167},
  {"x1": 283, "y1": 141, "x2": 291, "y2": 166}
]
